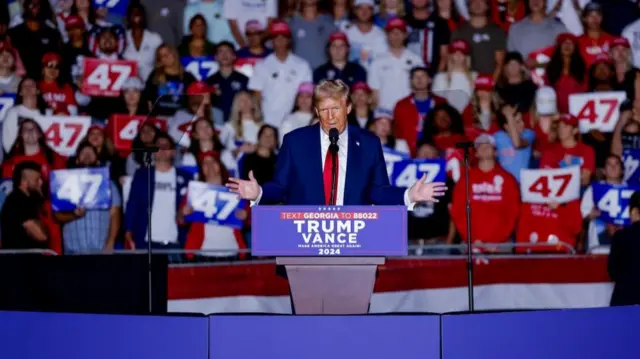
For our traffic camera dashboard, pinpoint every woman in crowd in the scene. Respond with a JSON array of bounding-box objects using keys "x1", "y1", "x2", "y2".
[
  {"x1": 125, "y1": 122, "x2": 159, "y2": 176},
  {"x1": 218, "y1": 91, "x2": 263, "y2": 160},
  {"x1": 527, "y1": 86, "x2": 560, "y2": 164},
  {"x1": 330, "y1": 0, "x2": 352, "y2": 31},
  {"x1": 421, "y1": 103, "x2": 468, "y2": 153},
  {"x1": 495, "y1": 52, "x2": 537, "y2": 111},
  {"x1": 143, "y1": 44, "x2": 196, "y2": 116},
  {"x1": 610, "y1": 37, "x2": 636, "y2": 99},
  {"x1": 462, "y1": 74, "x2": 500, "y2": 140},
  {"x1": 179, "y1": 151, "x2": 247, "y2": 261},
  {"x1": 612, "y1": 99, "x2": 640, "y2": 155},
  {"x1": 493, "y1": 104, "x2": 535, "y2": 182},
  {"x1": 181, "y1": 117, "x2": 233, "y2": 176},
  {"x1": 369, "y1": 110, "x2": 410, "y2": 154},
  {"x1": 77, "y1": 124, "x2": 124, "y2": 183},
  {"x1": 432, "y1": 39, "x2": 475, "y2": 113},
  {"x1": 240, "y1": 125, "x2": 279, "y2": 185},
  {"x1": 2, "y1": 77, "x2": 48, "y2": 154},
  {"x1": 435, "y1": 0, "x2": 464, "y2": 32},
  {"x1": 178, "y1": 14, "x2": 215, "y2": 58},
  {"x1": 545, "y1": 33, "x2": 587, "y2": 114},
  {"x1": 39, "y1": 52, "x2": 77, "y2": 116},
  {"x1": 122, "y1": 2, "x2": 162, "y2": 83},
  {"x1": 0, "y1": 44, "x2": 21, "y2": 93},
  {"x1": 280, "y1": 82, "x2": 314, "y2": 143},
  {"x1": 116, "y1": 77, "x2": 149, "y2": 115},
  {"x1": 347, "y1": 82, "x2": 374, "y2": 128},
  {"x1": 373, "y1": 0, "x2": 404, "y2": 28}
]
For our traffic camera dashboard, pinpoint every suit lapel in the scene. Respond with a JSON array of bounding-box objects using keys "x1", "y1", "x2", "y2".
[
  {"x1": 308, "y1": 124, "x2": 326, "y2": 204},
  {"x1": 344, "y1": 125, "x2": 361, "y2": 205}
]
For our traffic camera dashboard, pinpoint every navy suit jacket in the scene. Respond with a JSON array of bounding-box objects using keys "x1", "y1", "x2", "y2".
[{"x1": 261, "y1": 123, "x2": 406, "y2": 205}]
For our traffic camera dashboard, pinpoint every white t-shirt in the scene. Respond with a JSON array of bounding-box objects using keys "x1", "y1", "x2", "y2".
[
  {"x1": 368, "y1": 49, "x2": 424, "y2": 111},
  {"x1": 219, "y1": 120, "x2": 261, "y2": 149},
  {"x1": 345, "y1": 23, "x2": 388, "y2": 70},
  {"x1": 623, "y1": 19, "x2": 640, "y2": 69},
  {"x1": 248, "y1": 53, "x2": 312, "y2": 127},
  {"x1": 223, "y1": 0, "x2": 277, "y2": 37},
  {"x1": 431, "y1": 71, "x2": 476, "y2": 113},
  {"x1": 279, "y1": 111, "x2": 313, "y2": 143},
  {"x1": 201, "y1": 224, "x2": 240, "y2": 257},
  {"x1": 147, "y1": 168, "x2": 179, "y2": 244},
  {"x1": 123, "y1": 29, "x2": 163, "y2": 82}
]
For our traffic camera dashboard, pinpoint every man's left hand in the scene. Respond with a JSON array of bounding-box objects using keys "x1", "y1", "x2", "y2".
[{"x1": 408, "y1": 174, "x2": 447, "y2": 203}]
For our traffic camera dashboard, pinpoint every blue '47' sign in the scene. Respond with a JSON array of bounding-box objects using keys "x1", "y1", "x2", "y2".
[
  {"x1": 50, "y1": 167, "x2": 112, "y2": 211},
  {"x1": 92, "y1": 0, "x2": 129, "y2": 17},
  {"x1": 185, "y1": 181, "x2": 246, "y2": 228},
  {"x1": 181, "y1": 56, "x2": 218, "y2": 81},
  {"x1": 593, "y1": 182, "x2": 640, "y2": 226},
  {"x1": 623, "y1": 149, "x2": 640, "y2": 185},
  {"x1": 390, "y1": 158, "x2": 446, "y2": 187},
  {"x1": 0, "y1": 94, "x2": 16, "y2": 122}
]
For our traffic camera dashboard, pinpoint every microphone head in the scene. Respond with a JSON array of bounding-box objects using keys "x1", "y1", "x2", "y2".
[{"x1": 328, "y1": 128, "x2": 339, "y2": 145}]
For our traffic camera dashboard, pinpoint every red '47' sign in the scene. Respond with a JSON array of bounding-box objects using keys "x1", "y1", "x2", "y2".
[
  {"x1": 520, "y1": 166, "x2": 581, "y2": 204},
  {"x1": 82, "y1": 58, "x2": 138, "y2": 97},
  {"x1": 108, "y1": 114, "x2": 167, "y2": 155},
  {"x1": 37, "y1": 116, "x2": 92, "y2": 156},
  {"x1": 569, "y1": 91, "x2": 626, "y2": 133}
]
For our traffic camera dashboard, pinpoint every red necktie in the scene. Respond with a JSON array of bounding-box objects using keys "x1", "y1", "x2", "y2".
[{"x1": 323, "y1": 150, "x2": 338, "y2": 205}]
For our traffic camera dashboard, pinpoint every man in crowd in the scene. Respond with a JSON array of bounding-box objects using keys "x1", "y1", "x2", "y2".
[
  {"x1": 139, "y1": 0, "x2": 185, "y2": 46},
  {"x1": 288, "y1": 0, "x2": 337, "y2": 69},
  {"x1": 313, "y1": 31, "x2": 366, "y2": 86},
  {"x1": 507, "y1": 0, "x2": 567, "y2": 59},
  {"x1": 205, "y1": 41, "x2": 249, "y2": 121},
  {"x1": 404, "y1": 0, "x2": 450, "y2": 75},
  {"x1": 224, "y1": 0, "x2": 277, "y2": 48},
  {"x1": 345, "y1": 0, "x2": 388, "y2": 70},
  {"x1": 577, "y1": 2, "x2": 615, "y2": 68}
]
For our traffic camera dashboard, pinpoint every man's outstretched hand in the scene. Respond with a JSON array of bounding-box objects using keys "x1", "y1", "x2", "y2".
[
  {"x1": 408, "y1": 174, "x2": 448, "y2": 203},
  {"x1": 227, "y1": 170, "x2": 261, "y2": 201}
]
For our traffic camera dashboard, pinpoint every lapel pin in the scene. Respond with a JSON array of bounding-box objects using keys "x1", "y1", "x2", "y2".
[{"x1": 356, "y1": 141, "x2": 360, "y2": 146}]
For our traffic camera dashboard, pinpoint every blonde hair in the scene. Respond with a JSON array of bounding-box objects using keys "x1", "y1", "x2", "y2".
[
  {"x1": 380, "y1": 0, "x2": 405, "y2": 17},
  {"x1": 314, "y1": 80, "x2": 350, "y2": 105},
  {"x1": 446, "y1": 53, "x2": 473, "y2": 88},
  {"x1": 229, "y1": 91, "x2": 264, "y2": 140},
  {"x1": 153, "y1": 44, "x2": 184, "y2": 85}
]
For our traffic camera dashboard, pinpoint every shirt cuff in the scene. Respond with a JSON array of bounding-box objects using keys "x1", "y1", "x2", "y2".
[
  {"x1": 403, "y1": 189, "x2": 415, "y2": 211},
  {"x1": 250, "y1": 187, "x2": 263, "y2": 207}
]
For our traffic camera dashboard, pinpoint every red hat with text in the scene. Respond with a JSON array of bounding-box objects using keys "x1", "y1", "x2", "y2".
[
  {"x1": 65, "y1": 14, "x2": 85, "y2": 30},
  {"x1": 42, "y1": 52, "x2": 62, "y2": 65},
  {"x1": 474, "y1": 74, "x2": 494, "y2": 92},
  {"x1": 269, "y1": 20, "x2": 291, "y2": 37},
  {"x1": 559, "y1": 114, "x2": 579, "y2": 127},
  {"x1": 187, "y1": 81, "x2": 211, "y2": 95},
  {"x1": 611, "y1": 37, "x2": 631, "y2": 49},
  {"x1": 328, "y1": 31, "x2": 349, "y2": 46},
  {"x1": 556, "y1": 32, "x2": 578, "y2": 45},
  {"x1": 592, "y1": 53, "x2": 613, "y2": 66},
  {"x1": 385, "y1": 18, "x2": 407, "y2": 33},
  {"x1": 449, "y1": 39, "x2": 470, "y2": 55},
  {"x1": 351, "y1": 81, "x2": 371, "y2": 93}
]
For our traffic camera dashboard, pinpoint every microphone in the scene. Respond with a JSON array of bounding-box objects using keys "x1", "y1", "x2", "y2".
[
  {"x1": 328, "y1": 128, "x2": 339, "y2": 205},
  {"x1": 329, "y1": 128, "x2": 339, "y2": 154}
]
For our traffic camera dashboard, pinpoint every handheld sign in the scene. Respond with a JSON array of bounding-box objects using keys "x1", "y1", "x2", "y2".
[
  {"x1": 92, "y1": 0, "x2": 129, "y2": 17},
  {"x1": 390, "y1": 158, "x2": 446, "y2": 187},
  {"x1": 181, "y1": 56, "x2": 218, "y2": 81},
  {"x1": 50, "y1": 167, "x2": 112, "y2": 212},
  {"x1": 593, "y1": 182, "x2": 640, "y2": 226},
  {"x1": 623, "y1": 149, "x2": 640, "y2": 185},
  {"x1": 251, "y1": 206, "x2": 408, "y2": 256},
  {"x1": 520, "y1": 166, "x2": 581, "y2": 204},
  {"x1": 82, "y1": 58, "x2": 138, "y2": 97},
  {"x1": 185, "y1": 181, "x2": 246, "y2": 228},
  {"x1": 39, "y1": 116, "x2": 92, "y2": 156},
  {"x1": 569, "y1": 91, "x2": 626, "y2": 133},
  {"x1": 382, "y1": 147, "x2": 410, "y2": 181},
  {"x1": 0, "y1": 94, "x2": 16, "y2": 122},
  {"x1": 108, "y1": 114, "x2": 167, "y2": 152},
  {"x1": 234, "y1": 58, "x2": 260, "y2": 78},
  {"x1": 445, "y1": 148, "x2": 462, "y2": 183},
  {"x1": 0, "y1": 179, "x2": 13, "y2": 212}
]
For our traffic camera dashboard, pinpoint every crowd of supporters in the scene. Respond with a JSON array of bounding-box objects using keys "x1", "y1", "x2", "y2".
[{"x1": 0, "y1": 0, "x2": 640, "y2": 258}]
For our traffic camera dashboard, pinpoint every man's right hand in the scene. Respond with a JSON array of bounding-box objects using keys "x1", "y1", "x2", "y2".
[{"x1": 227, "y1": 170, "x2": 261, "y2": 201}]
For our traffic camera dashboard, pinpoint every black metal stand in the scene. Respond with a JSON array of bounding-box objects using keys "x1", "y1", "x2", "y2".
[
  {"x1": 456, "y1": 141, "x2": 474, "y2": 312},
  {"x1": 329, "y1": 147, "x2": 338, "y2": 206}
]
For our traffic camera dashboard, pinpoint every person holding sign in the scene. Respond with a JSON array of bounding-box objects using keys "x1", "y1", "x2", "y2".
[
  {"x1": 39, "y1": 52, "x2": 78, "y2": 116},
  {"x1": 608, "y1": 191, "x2": 640, "y2": 306},
  {"x1": 227, "y1": 79, "x2": 447, "y2": 206}
]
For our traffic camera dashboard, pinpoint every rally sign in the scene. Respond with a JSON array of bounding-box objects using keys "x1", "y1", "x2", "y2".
[
  {"x1": 39, "y1": 116, "x2": 92, "y2": 156},
  {"x1": 520, "y1": 166, "x2": 581, "y2": 204},
  {"x1": 251, "y1": 206, "x2": 408, "y2": 256},
  {"x1": 92, "y1": 0, "x2": 129, "y2": 17},
  {"x1": 185, "y1": 181, "x2": 246, "y2": 228},
  {"x1": 0, "y1": 94, "x2": 16, "y2": 122},
  {"x1": 382, "y1": 147, "x2": 410, "y2": 181},
  {"x1": 623, "y1": 149, "x2": 640, "y2": 185},
  {"x1": 50, "y1": 167, "x2": 112, "y2": 212},
  {"x1": 390, "y1": 158, "x2": 446, "y2": 187},
  {"x1": 108, "y1": 114, "x2": 167, "y2": 152},
  {"x1": 181, "y1": 56, "x2": 218, "y2": 81},
  {"x1": 569, "y1": 91, "x2": 626, "y2": 133},
  {"x1": 0, "y1": 179, "x2": 12, "y2": 212},
  {"x1": 593, "y1": 182, "x2": 640, "y2": 226},
  {"x1": 82, "y1": 58, "x2": 138, "y2": 97},
  {"x1": 234, "y1": 58, "x2": 261, "y2": 78},
  {"x1": 445, "y1": 149, "x2": 462, "y2": 183}
]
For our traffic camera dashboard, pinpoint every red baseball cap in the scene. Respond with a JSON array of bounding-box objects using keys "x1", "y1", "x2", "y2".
[
  {"x1": 556, "y1": 32, "x2": 578, "y2": 45},
  {"x1": 198, "y1": 150, "x2": 221, "y2": 163},
  {"x1": 449, "y1": 39, "x2": 470, "y2": 55},
  {"x1": 351, "y1": 81, "x2": 371, "y2": 93},
  {"x1": 385, "y1": 18, "x2": 407, "y2": 33},
  {"x1": 559, "y1": 114, "x2": 579, "y2": 127},
  {"x1": 611, "y1": 37, "x2": 631, "y2": 49},
  {"x1": 328, "y1": 31, "x2": 349, "y2": 46},
  {"x1": 42, "y1": 52, "x2": 62, "y2": 65},
  {"x1": 474, "y1": 74, "x2": 494, "y2": 92},
  {"x1": 245, "y1": 19, "x2": 264, "y2": 33},
  {"x1": 186, "y1": 81, "x2": 211, "y2": 95},
  {"x1": 592, "y1": 53, "x2": 613, "y2": 66},
  {"x1": 65, "y1": 14, "x2": 85, "y2": 30},
  {"x1": 269, "y1": 20, "x2": 291, "y2": 37}
]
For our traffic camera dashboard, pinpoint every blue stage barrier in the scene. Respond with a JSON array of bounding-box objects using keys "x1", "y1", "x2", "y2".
[
  {"x1": 209, "y1": 315, "x2": 441, "y2": 359},
  {"x1": 441, "y1": 307, "x2": 640, "y2": 359},
  {"x1": 0, "y1": 311, "x2": 209, "y2": 359}
]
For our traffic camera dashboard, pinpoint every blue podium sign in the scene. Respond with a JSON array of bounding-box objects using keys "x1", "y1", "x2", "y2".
[{"x1": 251, "y1": 206, "x2": 408, "y2": 256}]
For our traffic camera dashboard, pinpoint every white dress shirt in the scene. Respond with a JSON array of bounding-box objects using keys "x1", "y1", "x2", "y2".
[{"x1": 253, "y1": 126, "x2": 415, "y2": 208}]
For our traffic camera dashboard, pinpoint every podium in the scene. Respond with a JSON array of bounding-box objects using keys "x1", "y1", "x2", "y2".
[{"x1": 252, "y1": 206, "x2": 408, "y2": 315}]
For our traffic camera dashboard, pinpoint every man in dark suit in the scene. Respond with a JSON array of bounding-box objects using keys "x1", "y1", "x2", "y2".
[
  {"x1": 227, "y1": 79, "x2": 447, "y2": 206},
  {"x1": 608, "y1": 191, "x2": 640, "y2": 306}
]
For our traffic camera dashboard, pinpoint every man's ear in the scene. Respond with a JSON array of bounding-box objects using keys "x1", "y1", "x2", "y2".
[
  {"x1": 347, "y1": 103, "x2": 352, "y2": 115},
  {"x1": 315, "y1": 107, "x2": 320, "y2": 118}
]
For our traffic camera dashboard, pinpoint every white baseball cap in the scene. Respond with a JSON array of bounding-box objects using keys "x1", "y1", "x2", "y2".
[
  {"x1": 535, "y1": 86, "x2": 557, "y2": 116},
  {"x1": 354, "y1": 0, "x2": 374, "y2": 7},
  {"x1": 122, "y1": 77, "x2": 144, "y2": 91}
]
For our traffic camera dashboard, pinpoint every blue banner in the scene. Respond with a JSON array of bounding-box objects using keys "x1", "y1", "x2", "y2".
[
  {"x1": 92, "y1": 0, "x2": 129, "y2": 16},
  {"x1": 0, "y1": 179, "x2": 13, "y2": 211},
  {"x1": 50, "y1": 167, "x2": 112, "y2": 212},
  {"x1": 592, "y1": 182, "x2": 640, "y2": 225},
  {"x1": 251, "y1": 206, "x2": 408, "y2": 256},
  {"x1": 622, "y1": 149, "x2": 640, "y2": 185},
  {"x1": 0, "y1": 93, "x2": 16, "y2": 122},
  {"x1": 185, "y1": 181, "x2": 246, "y2": 228},
  {"x1": 382, "y1": 147, "x2": 410, "y2": 181},
  {"x1": 181, "y1": 56, "x2": 218, "y2": 81},
  {"x1": 390, "y1": 158, "x2": 446, "y2": 187}
]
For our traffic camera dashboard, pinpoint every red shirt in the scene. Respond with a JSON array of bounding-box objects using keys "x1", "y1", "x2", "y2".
[
  {"x1": 551, "y1": 74, "x2": 588, "y2": 114},
  {"x1": 433, "y1": 133, "x2": 468, "y2": 152},
  {"x1": 523, "y1": 112, "x2": 555, "y2": 156},
  {"x1": 491, "y1": 0, "x2": 526, "y2": 33},
  {"x1": 451, "y1": 165, "x2": 520, "y2": 244},
  {"x1": 516, "y1": 202, "x2": 582, "y2": 253},
  {"x1": 578, "y1": 32, "x2": 615, "y2": 68},
  {"x1": 40, "y1": 81, "x2": 77, "y2": 116},
  {"x1": 539, "y1": 142, "x2": 596, "y2": 173},
  {"x1": 394, "y1": 94, "x2": 447, "y2": 156}
]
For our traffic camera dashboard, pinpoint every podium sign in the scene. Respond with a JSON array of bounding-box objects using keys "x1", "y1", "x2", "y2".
[{"x1": 251, "y1": 206, "x2": 408, "y2": 257}]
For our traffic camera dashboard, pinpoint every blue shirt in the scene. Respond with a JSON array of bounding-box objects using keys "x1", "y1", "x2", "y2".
[
  {"x1": 413, "y1": 97, "x2": 433, "y2": 141},
  {"x1": 205, "y1": 70, "x2": 249, "y2": 122},
  {"x1": 236, "y1": 47, "x2": 272, "y2": 60},
  {"x1": 494, "y1": 129, "x2": 536, "y2": 182},
  {"x1": 313, "y1": 62, "x2": 367, "y2": 87}
]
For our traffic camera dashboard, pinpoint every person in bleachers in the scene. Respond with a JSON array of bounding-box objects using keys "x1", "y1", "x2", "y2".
[
  {"x1": 507, "y1": 0, "x2": 566, "y2": 60},
  {"x1": 55, "y1": 142, "x2": 121, "y2": 254},
  {"x1": 347, "y1": 81, "x2": 374, "y2": 129},
  {"x1": 183, "y1": 0, "x2": 236, "y2": 47},
  {"x1": 313, "y1": 31, "x2": 367, "y2": 87},
  {"x1": 545, "y1": 33, "x2": 587, "y2": 114},
  {"x1": 177, "y1": 14, "x2": 216, "y2": 58},
  {"x1": 181, "y1": 117, "x2": 232, "y2": 175},
  {"x1": 374, "y1": 0, "x2": 405, "y2": 29},
  {"x1": 610, "y1": 37, "x2": 636, "y2": 100},
  {"x1": 621, "y1": 5, "x2": 640, "y2": 69},
  {"x1": 71, "y1": 0, "x2": 106, "y2": 31},
  {"x1": 80, "y1": 124, "x2": 125, "y2": 185},
  {"x1": 39, "y1": 52, "x2": 77, "y2": 116},
  {"x1": 240, "y1": 124, "x2": 279, "y2": 185},
  {"x1": 436, "y1": 0, "x2": 465, "y2": 33},
  {"x1": 528, "y1": 86, "x2": 559, "y2": 164},
  {"x1": 280, "y1": 82, "x2": 315, "y2": 143},
  {"x1": 168, "y1": 82, "x2": 221, "y2": 148},
  {"x1": 223, "y1": 0, "x2": 277, "y2": 48},
  {"x1": 115, "y1": 77, "x2": 148, "y2": 116},
  {"x1": 421, "y1": 102, "x2": 469, "y2": 153},
  {"x1": 0, "y1": 161, "x2": 47, "y2": 250},
  {"x1": 583, "y1": 54, "x2": 615, "y2": 168},
  {"x1": 452, "y1": 0, "x2": 506, "y2": 80},
  {"x1": 330, "y1": 0, "x2": 352, "y2": 31},
  {"x1": 235, "y1": 20, "x2": 272, "y2": 64},
  {"x1": 125, "y1": 132, "x2": 194, "y2": 251},
  {"x1": 345, "y1": 0, "x2": 388, "y2": 70},
  {"x1": 495, "y1": 51, "x2": 537, "y2": 111},
  {"x1": 205, "y1": 41, "x2": 249, "y2": 122},
  {"x1": 450, "y1": 133, "x2": 521, "y2": 253},
  {"x1": 462, "y1": 74, "x2": 501, "y2": 140},
  {"x1": 576, "y1": 2, "x2": 614, "y2": 68},
  {"x1": 395, "y1": 66, "x2": 447, "y2": 155},
  {"x1": 432, "y1": 39, "x2": 474, "y2": 113},
  {"x1": 404, "y1": 0, "x2": 450, "y2": 75},
  {"x1": 59, "y1": 14, "x2": 91, "y2": 87},
  {"x1": 125, "y1": 122, "x2": 160, "y2": 176},
  {"x1": 288, "y1": 0, "x2": 337, "y2": 70},
  {"x1": 179, "y1": 151, "x2": 247, "y2": 261},
  {"x1": 2, "y1": 77, "x2": 47, "y2": 154},
  {"x1": 540, "y1": 114, "x2": 595, "y2": 187},
  {"x1": 139, "y1": 0, "x2": 185, "y2": 47},
  {"x1": 219, "y1": 91, "x2": 263, "y2": 158},
  {"x1": 368, "y1": 17, "x2": 424, "y2": 111},
  {"x1": 0, "y1": 42, "x2": 20, "y2": 94},
  {"x1": 608, "y1": 191, "x2": 640, "y2": 306},
  {"x1": 493, "y1": 104, "x2": 535, "y2": 182},
  {"x1": 612, "y1": 99, "x2": 640, "y2": 156},
  {"x1": 122, "y1": 2, "x2": 162, "y2": 83},
  {"x1": 369, "y1": 109, "x2": 410, "y2": 155}
]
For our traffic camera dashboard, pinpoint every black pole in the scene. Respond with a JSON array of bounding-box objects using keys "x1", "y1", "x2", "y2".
[
  {"x1": 462, "y1": 146, "x2": 474, "y2": 312},
  {"x1": 330, "y1": 149, "x2": 338, "y2": 205}
]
